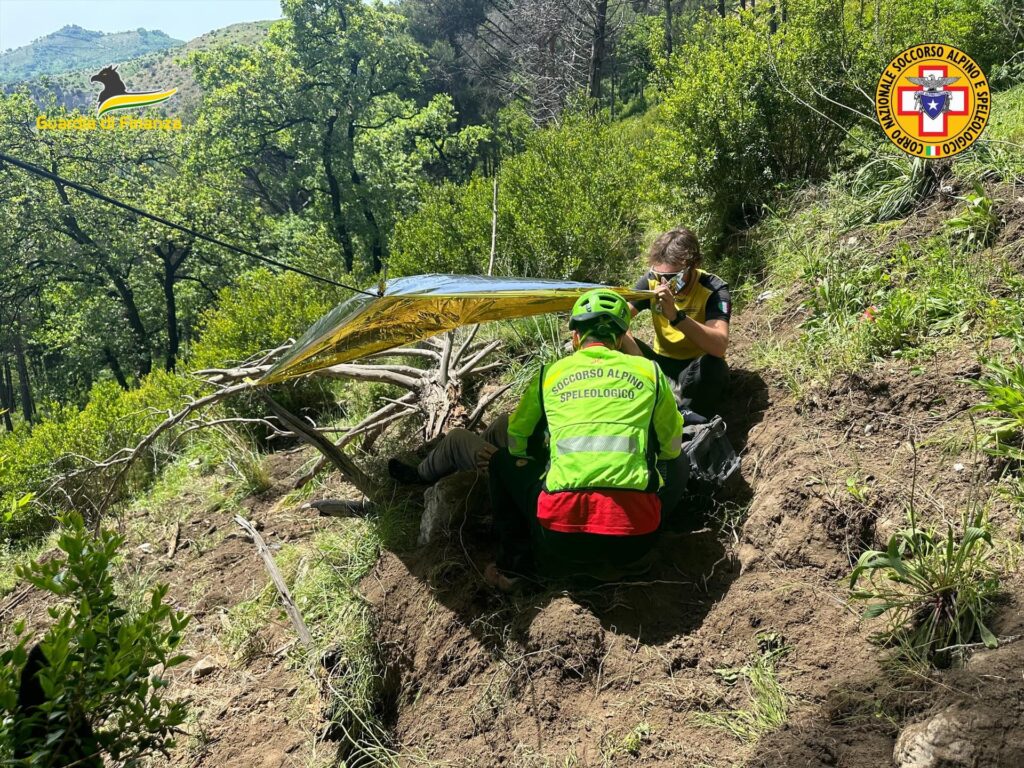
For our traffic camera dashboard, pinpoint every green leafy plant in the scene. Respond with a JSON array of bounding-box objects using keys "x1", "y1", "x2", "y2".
[
  {"x1": 849, "y1": 506, "x2": 1000, "y2": 666},
  {"x1": 845, "y1": 154, "x2": 933, "y2": 225},
  {"x1": 846, "y1": 475, "x2": 871, "y2": 504},
  {"x1": 972, "y1": 359, "x2": 1024, "y2": 461},
  {"x1": 698, "y1": 632, "x2": 790, "y2": 742},
  {"x1": 944, "y1": 184, "x2": 1000, "y2": 249},
  {"x1": 0, "y1": 513, "x2": 191, "y2": 765}
]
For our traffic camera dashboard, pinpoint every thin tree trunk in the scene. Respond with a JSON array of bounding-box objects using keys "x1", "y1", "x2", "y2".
[
  {"x1": 322, "y1": 114, "x2": 356, "y2": 271},
  {"x1": 488, "y1": 174, "x2": 499, "y2": 276},
  {"x1": 157, "y1": 243, "x2": 186, "y2": 371},
  {"x1": 12, "y1": 330, "x2": 33, "y2": 424},
  {"x1": 663, "y1": 0, "x2": 673, "y2": 59},
  {"x1": 1, "y1": 357, "x2": 14, "y2": 431},
  {"x1": 588, "y1": 0, "x2": 609, "y2": 100},
  {"x1": 346, "y1": 118, "x2": 384, "y2": 273},
  {"x1": 102, "y1": 346, "x2": 130, "y2": 390},
  {"x1": 718, "y1": 0, "x2": 726, "y2": 18},
  {"x1": 103, "y1": 268, "x2": 151, "y2": 377}
]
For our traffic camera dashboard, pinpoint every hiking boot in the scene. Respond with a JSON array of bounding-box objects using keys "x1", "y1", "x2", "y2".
[
  {"x1": 679, "y1": 409, "x2": 709, "y2": 426},
  {"x1": 387, "y1": 458, "x2": 426, "y2": 485}
]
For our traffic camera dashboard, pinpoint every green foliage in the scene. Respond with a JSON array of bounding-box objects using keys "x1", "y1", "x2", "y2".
[
  {"x1": 190, "y1": 269, "x2": 339, "y2": 369},
  {"x1": 842, "y1": 155, "x2": 934, "y2": 226},
  {"x1": 944, "y1": 184, "x2": 1000, "y2": 249},
  {"x1": 390, "y1": 113, "x2": 656, "y2": 282},
  {"x1": 659, "y1": 3, "x2": 851, "y2": 240},
  {"x1": 697, "y1": 634, "x2": 790, "y2": 742},
  {"x1": 0, "y1": 513, "x2": 190, "y2": 765},
  {"x1": 849, "y1": 508, "x2": 1000, "y2": 666},
  {"x1": 972, "y1": 359, "x2": 1024, "y2": 461},
  {"x1": 0, "y1": 371, "x2": 197, "y2": 541}
]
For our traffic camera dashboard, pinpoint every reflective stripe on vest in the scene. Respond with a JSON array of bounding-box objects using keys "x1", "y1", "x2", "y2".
[
  {"x1": 556, "y1": 435, "x2": 638, "y2": 455},
  {"x1": 508, "y1": 433, "x2": 528, "y2": 454}
]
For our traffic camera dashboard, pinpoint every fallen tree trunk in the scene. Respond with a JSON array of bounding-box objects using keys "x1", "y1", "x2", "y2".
[{"x1": 45, "y1": 330, "x2": 506, "y2": 515}]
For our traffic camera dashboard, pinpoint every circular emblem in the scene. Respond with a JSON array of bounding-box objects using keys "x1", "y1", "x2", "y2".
[{"x1": 875, "y1": 44, "x2": 989, "y2": 159}]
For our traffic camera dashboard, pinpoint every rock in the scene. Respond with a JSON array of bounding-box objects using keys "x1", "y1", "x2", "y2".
[
  {"x1": 893, "y1": 707, "x2": 982, "y2": 768},
  {"x1": 190, "y1": 656, "x2": 219, "y2": 680},
  {"x1": 953, "y1": 463, "x2": 965, "y2": 473},
  {"x1": 137, "y1": 543, "x2": 155, "y2": 554},
  {"x1": 419, "y1": 470, "x2": 489, "y2": 546}
]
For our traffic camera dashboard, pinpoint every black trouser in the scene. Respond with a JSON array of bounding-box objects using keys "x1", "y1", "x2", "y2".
[
  {"x1": 488, "y1": 449, "x2": 689, "y2": 580},
  {"x1": 635, "y1": 340, "x2": 730, "y2": 419}
]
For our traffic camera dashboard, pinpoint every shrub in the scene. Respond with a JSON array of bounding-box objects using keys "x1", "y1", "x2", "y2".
[
  {"x1": 0, "y1": 514, "x2": 191, "y2": 764},
  {"x1": 972, "y1": 359, "x2": 1024, "y2": 461},
  {"x1": 0, "y1": 371, "x2": 197, "y2": 541},
  {"x1": 389, "y1": 113, "x2": 654, "y2": 284},
  {"x1": 660, "y1": 3, "x2": 853, "y2": 242},
  {"x1": 190, "y1": 268, "x2": 341, "y2": 370},
  {"x1": 849, "y1": 507, "x2": 1000, "y2": 666}
]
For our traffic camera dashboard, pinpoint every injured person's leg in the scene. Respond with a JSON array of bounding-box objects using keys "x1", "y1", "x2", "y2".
[{"x1": 389, "y1": 414, "x2": 510, "y2": 484}]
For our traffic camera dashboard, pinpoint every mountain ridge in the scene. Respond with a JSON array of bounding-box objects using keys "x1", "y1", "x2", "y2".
[
  {"x1": 0, "y1": 24, "x2": 183, "y2": 83},
  {"x1": 2, "y1": 21, "x2": 274, "y2": 115}
]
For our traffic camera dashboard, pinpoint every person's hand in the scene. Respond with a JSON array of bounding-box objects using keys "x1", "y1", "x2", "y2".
[
  {"x1": 475, "y1": 443, "x2": 498, "y2": 470},
  {"x1": 653, "y1": 281, "x2": 678, "y2": 322}
]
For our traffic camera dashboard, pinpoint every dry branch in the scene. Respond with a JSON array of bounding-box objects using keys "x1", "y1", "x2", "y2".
[{"x1": 234, "y1": 515, "x2": 313, "y2": 649}]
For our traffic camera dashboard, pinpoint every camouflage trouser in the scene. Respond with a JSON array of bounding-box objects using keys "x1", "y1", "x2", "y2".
[{"x1": 417, "y1": 413, "x2": 510, "y2": 482}]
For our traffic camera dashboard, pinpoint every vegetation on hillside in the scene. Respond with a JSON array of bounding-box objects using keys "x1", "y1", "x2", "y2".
[
  {"x1": 1, "y1": 0, "x2": 1023, "y2": 762},
  {"x1": 0, "y1": 25, "x2": 182, "y2": 83}
]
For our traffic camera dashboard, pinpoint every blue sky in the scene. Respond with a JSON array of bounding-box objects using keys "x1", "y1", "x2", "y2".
[{"x1": 0, "y1": 0, "x2": 283, "y2": 51}]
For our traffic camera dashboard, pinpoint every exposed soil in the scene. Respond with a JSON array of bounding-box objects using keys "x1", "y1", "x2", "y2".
[
  {"x1": 3, "y1": 190, "x2": 1023, "y2": 767},
  {"x1": 358, "y1": 298, "x2": 1022, "y2": 767}
]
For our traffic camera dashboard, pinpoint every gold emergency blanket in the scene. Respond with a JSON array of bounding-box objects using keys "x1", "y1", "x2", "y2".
[{"x1": 261, "y1": 274, "x2": 651, "y2": 384}]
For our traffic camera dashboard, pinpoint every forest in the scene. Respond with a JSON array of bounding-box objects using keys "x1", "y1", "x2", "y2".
[{"x1": 2, "y1": 0, "x2": 1024, "y2": 766}]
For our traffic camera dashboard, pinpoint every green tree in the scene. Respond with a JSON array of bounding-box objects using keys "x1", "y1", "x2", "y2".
[{"x1": 0, "y1": 514, "x2": 191, "y2": 765}]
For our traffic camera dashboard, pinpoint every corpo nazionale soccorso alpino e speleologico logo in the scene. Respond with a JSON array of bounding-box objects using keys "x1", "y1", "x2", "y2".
[{"x1": 875, "y1": 44, "x2": 989, "y2": 159}]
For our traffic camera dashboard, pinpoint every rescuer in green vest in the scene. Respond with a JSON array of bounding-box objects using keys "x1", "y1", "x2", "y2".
[{"x1": 484, "y1": 289, "x2": 687, "y2": 589}]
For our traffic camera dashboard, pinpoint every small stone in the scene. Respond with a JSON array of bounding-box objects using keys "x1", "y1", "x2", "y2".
[
  {"x1": 953, "y1": 463, "x2": 966, "y2": 473},
  {"x1": 419, "y1": 470, "x2": 489, "y2": 546},
  {"x1": 190, "y1": 656, "x2": 218, "y2": 680},
  {"x1": 137, "y1": 543, "x2": 155, "y2": 554},
  {"x1": 864, "y1": 423, "x2": 875, "y2": 435}
]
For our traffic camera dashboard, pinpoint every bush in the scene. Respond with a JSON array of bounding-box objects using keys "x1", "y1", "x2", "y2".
[
  {"x1": 659, "y1": 3, "x2": 852, "y2": 242},
  {"x1": 389, "y1": 113, "x2": 656, "y2": 284},
  {"x1": 849, "y1": 507, "x2": 1000, "y2": 666},
  {"x1": 0, "y1": 514, "x2": 190, "y2": 764},
  {"x1": 0, "y1": 371, "x2": 197, "y2": 541},
  {"x1": 190, "y1": 268, "x2": 341, "y2": 370}
]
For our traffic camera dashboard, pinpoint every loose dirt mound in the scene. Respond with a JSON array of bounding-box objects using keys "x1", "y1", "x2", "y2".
[{"x1": 362, "y1": 305, "x2": 1021, "y2": 766}]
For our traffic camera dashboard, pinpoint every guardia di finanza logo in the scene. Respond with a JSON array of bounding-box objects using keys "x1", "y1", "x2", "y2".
[
  {"x1": 875, "y1": 44, "x2": 989, "y2": 159},
  {"x1": 90, "y1": 64, "x2": 177, "y2": 116}
]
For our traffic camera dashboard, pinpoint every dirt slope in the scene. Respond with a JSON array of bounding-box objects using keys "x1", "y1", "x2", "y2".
[{"x1": 3, "y1": 191, "x2": 1022, "y2": 767}]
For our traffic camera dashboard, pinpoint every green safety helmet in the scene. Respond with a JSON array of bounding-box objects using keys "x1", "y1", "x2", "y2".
[{"x1": 568, "y1": 289, "x2": 631, "y2": 336}]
